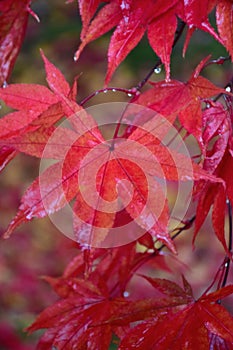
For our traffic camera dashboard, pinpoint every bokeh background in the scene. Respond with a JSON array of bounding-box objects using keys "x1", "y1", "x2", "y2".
[{"x1": 0, "y1": 0, "x2": 232, "y2": 348}]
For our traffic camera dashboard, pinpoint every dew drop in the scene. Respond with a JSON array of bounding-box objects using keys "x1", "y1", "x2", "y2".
[
  {"x1": 26, "y1": 212, "x2": 33, "y2": 220},
  {"x1": 112, "y1": 88, "x2": 116, "y2": 92},
  {"x1": 147, "y1": 248, "x2": 154, "y2": 254},
  {"x1": 2, "y1": 81, "x2": 8, "y2": 88},
  {"x1": 127, "y1": 93, "x2": 132, "y2": 97},
  {"x1": 103, "y1": 89, "x2": 108, "y2": 93},
  {"x1": 206, "y1": 102, "x2": 210, "y2": 109},
  {"x1": 225, "y1": 262, "x2": 228, "y2": 268},
  {"x1": 73, "y1": 55, "x2": 78, "y2": 62},
  {"x1": 225, "y1": 85, "x2": 231, "y2": 92},
  {"x1": 123, "y1": 291, "x2": 130, "y2": 297},
  {"x1": 226, "y1": 198, "x2": 230, "y2": 204},
  {"x1": 154, "y1": 66, "x2": 161, "y2": 74},
  {"x1": 120, "y1": 0, "x2": 130, "y2": 10}
]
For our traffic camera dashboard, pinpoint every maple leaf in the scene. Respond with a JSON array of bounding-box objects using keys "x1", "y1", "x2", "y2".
[
  {"x1": 177, "y1": 0, "x2": 223, "y2": 55},
  {"x1": 0, "y1": 54, "x2": 223, "y2": 253},
  {"x1": 75, "y1": 0, "x2": 179, "y2": 83},
  {"x1": 0, "y1": 0, "x2": 38, "y2": 86},
  {"x1": 75, "y1": 0, "x2": 228, "y2": 84},
  {"x1": 78, "y1": 0, "x2": 105, "y2": 38},
  {"x1": 119, "y1": 283, "x2": 233, "y2": 349},
  {"x1": 216, "y1": 0, "x2": 233, "y2": 58},
  {"x1": 0, "y1": 84, "x2": 60, "y2": 113},
  {"x1": 0, "y1": 146, "x2": 17, "y2": 172},
  {"x1": 195, "y1": 148, "x2": 233, "y2": 252},
  {"x1": 135, "y1": 57, "x2": 231, "y2": 146},
  {"x1": 27, "y1": 264, "x2": 193, "y2": 349},
  {"x1": 202, "y1": 102, "x2": 230, "y2": 173},
  {"x1": 0, "y1": 51, "x2": 82, "y2": 166},
  {"x1": 2, "y1": 99, "x2": 221, "y2": 253},
  {"x1": 193, "y1": 103, "x2": 232, "y2": 252}
]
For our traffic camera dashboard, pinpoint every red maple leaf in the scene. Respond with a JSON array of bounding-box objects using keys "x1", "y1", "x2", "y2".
[
  {"x1": 74, "y1": 0, "x2": 226, "y2": 84},
  {"x1": 27, "y1": 257, "x2": 193, "y2": 349},
  {"x1": 28, "y1": 264, "x2": 233, "y2": 350},
  {"x1": 193, "y1": 97, "x2": 232, "y2": 253},
  {"x1": 195, "y1": 148, "x2": 233, "y2": 252},
  {"x1": 216, "y1": 0, "x2": 233, "y2": 58},
  {"x1": 119, "y1": 282, "x2": 233, "y2": 349},
  {"x1": 75, "y1": 0, "x2": 179, "y2": 83},
  {"x1": 135, "y1": 57, "x2": 231, "y2": 146},
  {"x1": 0, "y1": 50, "x2": 80, "y2": 167},
  {"x1": 0, "y1": 54, "x2": 222, "y2": 251},
  {"x1": 0, "y1": 0, "x2": 39, "y2": 86},
  {"x1": 0, "y1": 146, "x2": 17, "y2": 172}
]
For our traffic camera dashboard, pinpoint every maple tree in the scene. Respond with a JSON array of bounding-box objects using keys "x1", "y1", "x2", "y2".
[{"x1": 0, "y1": 0, "x2": 233, "y2": 349}]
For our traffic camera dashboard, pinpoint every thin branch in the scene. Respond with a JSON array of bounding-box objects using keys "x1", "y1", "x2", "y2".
[
  {"x1": 135, "y1": 20, "x2": 186, "y2": 91},
  {"x1": 111, "y1": 215, "x2": 196, "y2": 296},
  {"x1": 79, "y1": 87, "x2": 139, "y2": 106},
  {"x1": 220, "y1": 200, "x2": 232, "y2": 289},
  {"x1": 203, "y1": 56, "x2": 231, "y2": 69},
  {"x1": 206, "y1": 200, "x2": 232, "y2": 303},
  {"x1": 213, "y1": 75, "x2": 233, "y2": 102}
]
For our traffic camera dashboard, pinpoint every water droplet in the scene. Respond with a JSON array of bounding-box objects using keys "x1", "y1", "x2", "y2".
[
  {"x1": 72, "y1": 283, "x2": 78, "y2": 290},
  {"x1": 112, "y1": 88, "x2": 116, "y2": 92},
  {"x1": 103, "y1": 89, "x2": 108, "y2": 93},
  {"x1": 2, "y1": 81, "x2": 8, "y2": 88},
  {"x1": 127, "y1": 93, "x2": 132, "y2": 97},
  {"x1": 26, "y1": 212, "x2": 33, "y2": 220},
  {"x1": 147, "y1": 248, "x2": 154, "y2": 254},
  {"x1": 123, "y1": 291, "x2": 129, "y2": 297},
  {"x1": 226, "y1": 198, "x2": 230, "y2": 204},
  {"x1": 225, "y1": 86, "x2": 231, "y2": 92},
  {"x1": 120, "y1": 0, "x2": 130, "y2": 10},
  {"x1": 154, "y1": 66, "x2": 161, "y2": 74},
  {"x1": 95, "y1": 91, "x2": 99, "y2": 96},
  {"x1": 73, "y1": 55, "x2": 78, "y2": 62},
  {"x1": 225, "y1": 262, "x2": 228, "y2": 268},
  {"x1": 206, "y1": 102, "x2": 210, "y2": 109}
]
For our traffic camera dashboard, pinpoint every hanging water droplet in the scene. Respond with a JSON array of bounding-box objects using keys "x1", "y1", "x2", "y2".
[
  {"x1": 225, "y1": 85, "x2": 231, "y2": 92},
  {"x1": 154, "y1": 66, "x2": 161, "y2": 74},
  {"x1": 103, "y1": 89, "x2": 108, "y2": 93},
  {"x1": 73, "y1": 55, "x2": 78, "y2": 62},
  {"x1": 2, "y1": 81, "x2": 8, "y2": 88},
  {"x1": 123, "y1": 291, "x2": 129, "y2": 297},
  {"x1": 206, "y1": 102, "x2": 210, "y2": 109},
  {"x1": 147, "y1": 248, "x2": 154, "y2": 253},
  {"x1": 226, "y1": 198, "x2": 230, "y2": 204},
  {"x1": 112, "y1": 88, "x2": 116, "y2": 92},
  {"x1": 127, "y1": 93, "x2": 132, "y2": 97},
  {"x1": 225, "y1": 262, "x2": 228, "y2": 268}
]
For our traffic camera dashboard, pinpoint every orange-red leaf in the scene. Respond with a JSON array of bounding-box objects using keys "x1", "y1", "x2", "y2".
[
  {"x1": 0, "y1": 0, "x2": 35, "y2": 85},
  {"x1": 119, "y1": 286, "x2": 233, "y2": 349},
  {"x1": 216, "y1": 0, "x2": 233, "y2": 58}
]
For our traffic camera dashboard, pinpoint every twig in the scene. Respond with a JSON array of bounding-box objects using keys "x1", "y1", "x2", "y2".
[
  {"x1": 203, "y1": 56, "x2": 231, "y2": 68},
  {"x1": 79, "y1": 87, "x2": 139, "y2": 106},
  {"x1": 220, "y1": 200, "x2": 232, "y2": 289},
  {"x1": 213, "y1": 76, "x2": 233, "y2": 102},
  {"x1": 135, "y1": 20, "x2": 186, "y2": 91},
  {"x1": 206, "y1": 200, "x2": 232, "y2": 303},
  {"x1": 110, "y1": 215, "x2": 196, "y2": 296}
]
